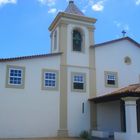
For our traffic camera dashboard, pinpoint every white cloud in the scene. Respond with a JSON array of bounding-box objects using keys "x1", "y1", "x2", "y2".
[
  {"x1": 38, "y1": 0, "x2": 57, "y2": 14},
  {"x1": 82, "y1": 4, "x2": 89, "y2": 13},
  {"x1": 91, "y1": 0, "x2": 105, "y2": 12},
  {"x1": 114, "y1": 21, "x2": 130, "y2": 32},
  {"x1": 136, "y1": 0, "x2": 140, "y2": 5},
  {"x1": 114, "y1": 21, "x2": 121, "y2": 28},
  {"x1": 124, "y1": 24, "x2": 130, "y2": 31},
  {"x1": 82, "y1": 9, "x2": 86, "y2": 13},
  {"x1": 88, "y1": 0, "x2": 94, "y2": 5},
  {"x1": 38, "y1": 0, "x2": 56, "y2": 7},
  {"x1": 80, "y1": 0, "x2": 105, "y2": 13},
  {"x1": 92, "y1": 1, "x2": 104, "y2": 11},
  {"x1": 0, "y1": 0, "x2": 17, "y2": 6},
  {"x1": 48, "y1": 8, "x2": 57, "y2": 14}
]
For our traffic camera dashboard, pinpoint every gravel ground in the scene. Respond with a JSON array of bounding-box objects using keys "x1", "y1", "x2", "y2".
[
  {"x1": 0, "y1": 138, "x2": 82, "y2": 140},
  {"x1": 0, "y1": 137, "x2": 114, "y2": 140},
  {"x1": 92, "y1": 137, "x2": 114, "y2": 140}
]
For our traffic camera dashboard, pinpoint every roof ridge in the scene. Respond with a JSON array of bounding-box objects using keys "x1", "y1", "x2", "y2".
[
  {"x1": 92, "y1": 36, "x2": 140, "y2": 48},
  {"x1": 0, "y1": 52, "x2": 62, "y2": 62}
]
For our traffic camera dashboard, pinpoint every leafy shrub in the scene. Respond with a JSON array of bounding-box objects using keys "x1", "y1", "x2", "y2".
[{"x1": 80, "y1": 130, "x2": 90, "y2": 140}]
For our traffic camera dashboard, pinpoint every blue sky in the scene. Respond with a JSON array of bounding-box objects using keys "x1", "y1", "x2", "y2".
[{"x1": 0, "y1": 0, "x2": 140, "y2": 58}]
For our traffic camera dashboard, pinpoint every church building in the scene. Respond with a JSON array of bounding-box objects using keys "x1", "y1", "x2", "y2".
[{"x1": 0, "y1": 1, "x2": 140, "y2": 140}]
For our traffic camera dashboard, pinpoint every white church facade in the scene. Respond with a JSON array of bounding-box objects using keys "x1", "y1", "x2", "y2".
[{"x1": 0, "y1": 1, "x2": 140, "y2": 140}]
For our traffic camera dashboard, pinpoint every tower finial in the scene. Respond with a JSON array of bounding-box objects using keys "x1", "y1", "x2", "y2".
[
  {"x1": 122, "y1": 30, "x2": 126, "y2": 38},
  {"x1": 69, "y1": 0, "x2": 74, "y2": 4}
]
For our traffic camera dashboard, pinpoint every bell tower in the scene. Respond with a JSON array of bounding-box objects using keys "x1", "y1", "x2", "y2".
[
  {"x1": 49, "y1": 0, "x2": 97, "y2": 137},
  {"x1": 49, "y1": 0, "x2": 96, "y2": 55}
]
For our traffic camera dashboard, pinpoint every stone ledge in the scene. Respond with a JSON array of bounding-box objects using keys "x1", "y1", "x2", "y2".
[
  {"x1": 57, "y1": 129, "x2": 68, "y2": 137},
  {"x1": 91, "y1": 130, "x2": 109, "y2": 138},
  {"x1": 114, "y1": 132, "x2": 140, "y2": 140}
]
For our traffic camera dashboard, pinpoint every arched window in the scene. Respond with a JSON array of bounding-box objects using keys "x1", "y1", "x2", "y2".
[
  {"x1": 73, "y1": 30, "x2": 82, "y2": 52},
  {"x1": 124, "y1": 56, "x2": 131, "y2": 65},
  {"x1": 54, "y1": 30, "x2": 57, "y2": 51}
]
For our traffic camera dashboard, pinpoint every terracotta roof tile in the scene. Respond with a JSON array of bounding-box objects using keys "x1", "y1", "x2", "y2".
[
  {"x1": 111, "y1": 84, "x2": 140, "y2": 94},
  {"x1": 65, "y1": 1, "x2": 84, "y2": 16},
  {"x1": 89, "y1": 84, "x2": 140, "y2": 103}
]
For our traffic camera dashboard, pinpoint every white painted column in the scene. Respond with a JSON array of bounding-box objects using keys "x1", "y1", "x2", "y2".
[
  {"x1": 123, "y1": 97, "x2": 138, "y2": 134},
  {"x1": 115, "y1": 97, "x2": 140, "y2": 140}
]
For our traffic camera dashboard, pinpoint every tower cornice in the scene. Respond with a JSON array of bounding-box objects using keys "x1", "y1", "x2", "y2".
[{"x1": 48, "y1": 12, "x2": 97, "y2": 31}]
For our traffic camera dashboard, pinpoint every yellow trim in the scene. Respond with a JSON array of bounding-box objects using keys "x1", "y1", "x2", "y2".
[
  {"x1": 59, "y1": 19, "x2": 95, "y2": 30},
  {"x1": 90, "y1": 102, "x2": 97, "y2": 130},
  {"x1": 88, "y1": 27, "x2": 96, "y2": 98},
  {"x1": 41, "y1": 69, "x2": 59, "y2": 91},
  {"x1": 57, "y1": 21, "x2": 68, "y2": 137},
  {"x1": 49, "y1": 12, "x2": 96, "y2": 31},
  {"x1": 71, "y1": 72, "x2": 86, "y2": 93},
  {"x1": 71, "y1": 27, "x2": 85, "y2": 53},
  {"x1": 61, "y1": 64, "x2": 95, "y2": 69},
  {"x1": 104, "y1": 71, "x2": 118, "y2": 88},
  {"x1": 88, "y1": 25, "x2": 97, "y2": 131},
  {"x1": 58, "y1": 66, "x2": 68, "y2": 137}
]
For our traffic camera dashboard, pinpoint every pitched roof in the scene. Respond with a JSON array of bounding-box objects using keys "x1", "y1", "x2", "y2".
[
  {"x1": 111, "y1": 84, "x2": 140, "y2": 94},
  {"x1": 64, "y1": 1, "x2": 84, "y2": 16},
  {"x1": 0, "y1": 52, "x2": 62, "y2": 62},
  {"x1": 49, "y1": 1, "x2": 96, "y2": 31},
  {"x1": 92, "y1": 37, "x2": 140, "y2": 48},
  {"x1": 89, "y1": 84, "x2": 140, "y2": 103}
]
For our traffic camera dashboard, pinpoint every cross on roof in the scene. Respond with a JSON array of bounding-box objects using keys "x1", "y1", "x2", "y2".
[{"x1": 122, "y1": 30, "x2": 126, "y2": 37}]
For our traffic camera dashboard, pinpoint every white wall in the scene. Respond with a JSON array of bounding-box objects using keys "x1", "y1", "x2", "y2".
[
  {"x1": 95, "y1": 40, "x2": 140, "y2": 96},
  {"x1": 95, "y1": 39, "x2": 140, "y2": 133},
  {"x1": 97, "y1": 101, "x2": 121, "y2": 134},
  {"x1": 67, "y1": 66, "x2": 90, "y2": 136},
  {"x1": 0, "y1": 56, "x2": 60, "y2": 138},
  {"x1": 0, "y1": 17, "x2": 94, "y2": 138}
]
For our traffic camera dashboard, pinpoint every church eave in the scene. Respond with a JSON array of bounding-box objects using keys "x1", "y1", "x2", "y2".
[
  {"x1": 91, "y1": 37, "x2": 140, "y2": 48},
  {"x1": 0, "y1": 52, "x2": 62, "y2": 62}
]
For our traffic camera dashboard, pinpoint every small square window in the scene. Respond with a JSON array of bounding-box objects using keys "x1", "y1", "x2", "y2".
[
  {"x1": 105, "y1": 71, "x2": 118, "y2": 88},
  {"x1": 44, "y1": 72, "x2": 56, "y2": 88},
  {"x1": 9, "y1": 69, "x2": 22, "y2": 85},
  {"x1": 6, "y1": 65, "x2": 25, "y2": 89},
  {"x1": 107, "y1": 74, "x2": 116, "y2": 85},
  {"x1": 73, "y1": 75, "x2": 84, "y2": 90},
  {"x1": 42, "y1": 69, "x2": 58, "y2": 91},
  {"x1": 71, "y1": 72, "x2": 86, "y2": 92}
]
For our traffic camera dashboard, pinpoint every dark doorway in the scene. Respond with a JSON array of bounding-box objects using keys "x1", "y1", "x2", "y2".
[
  {"x1": 120, "y1": 100, "x2": 126, "y2": 132},
  {"x1": 137, "y1": 99, "x2": 140, "y2": 132}
]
